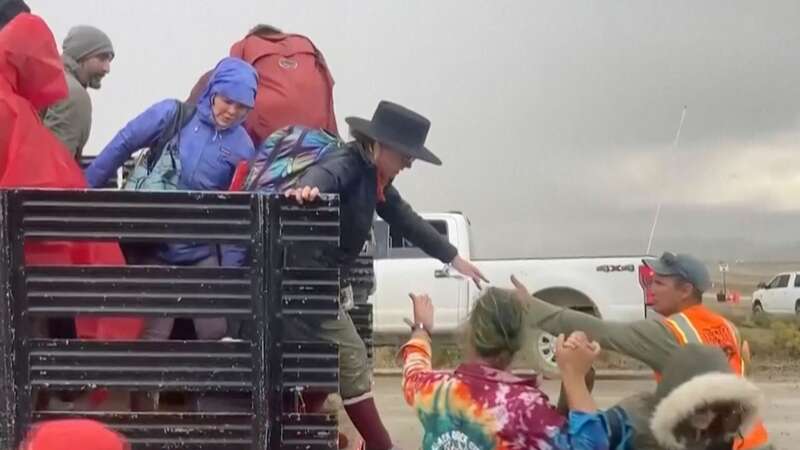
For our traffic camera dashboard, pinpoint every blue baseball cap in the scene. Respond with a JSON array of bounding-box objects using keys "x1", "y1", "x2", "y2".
[{"x1": 643, "y1": 252, "x2": 712, "y2": 292}]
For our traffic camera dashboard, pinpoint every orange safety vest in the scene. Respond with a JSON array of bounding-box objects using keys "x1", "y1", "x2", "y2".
[{"x1": 659, "y1": 305, "x2": 769, "y2": 450}]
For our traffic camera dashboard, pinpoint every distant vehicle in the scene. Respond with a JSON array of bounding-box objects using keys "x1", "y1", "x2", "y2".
[{"x1": 751, "y1": 272, "x2": 800, "y2": 317}]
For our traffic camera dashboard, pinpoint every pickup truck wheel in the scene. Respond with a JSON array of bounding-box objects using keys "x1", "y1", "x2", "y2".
[
  {"x1": 527, "y1": 289, "x2": 598, "y2": 378},
  {"x1": 752, "y1": 301, "x2": 764, "y2": 316},
  {"x1": 531, "y1": 329, "x2": 560, "y2": 377}
]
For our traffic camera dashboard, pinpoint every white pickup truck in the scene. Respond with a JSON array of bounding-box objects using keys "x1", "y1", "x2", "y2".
[
  {"x1": 752, "y1": 272, "x2": 800, "y2": 317},
  {"x1": 368, "y1": 212, "x2": 654, "y2": 373}
]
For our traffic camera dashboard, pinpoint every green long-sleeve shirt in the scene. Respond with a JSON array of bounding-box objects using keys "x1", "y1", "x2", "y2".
[{"x1": 524, "y1": 295, "x2": 680, "y2": 372}]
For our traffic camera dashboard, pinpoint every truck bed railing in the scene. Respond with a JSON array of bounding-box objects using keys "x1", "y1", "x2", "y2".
[{"x1": 0, "y1": 189, "x2": 341, "y2": 450}]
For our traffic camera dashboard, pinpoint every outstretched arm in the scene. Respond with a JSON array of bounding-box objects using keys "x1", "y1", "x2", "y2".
[{"x1": 512, "y1": 276, "x2": 679, "y2": 372}]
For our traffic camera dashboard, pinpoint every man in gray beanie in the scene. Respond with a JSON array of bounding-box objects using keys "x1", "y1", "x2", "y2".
[{"x1": 44, "y1": 25, "x2": 114, "y2": 159}]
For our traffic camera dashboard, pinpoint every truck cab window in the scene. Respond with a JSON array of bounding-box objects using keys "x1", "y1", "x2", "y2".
[
  {"x1": 373, "y1": 219, "x2": 448, "y2": 259},
  {"x1": 373, "y1": 221, "x2": 390, "y2": 259},
  {"x1": 775, "y1": 274, "x2": 790, "y2": 289}
]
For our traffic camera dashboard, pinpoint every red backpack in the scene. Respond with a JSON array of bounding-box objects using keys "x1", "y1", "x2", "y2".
[{"x1": 188, "y1": 32, "x2": 338, "y2": 146}]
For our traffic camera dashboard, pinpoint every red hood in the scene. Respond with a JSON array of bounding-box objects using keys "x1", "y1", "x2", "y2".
[
  {"x1": 0, "y1": 13, "x2": 143, "y2": 343},
  {"x1": 0, "y1": 13, "x2": 67, "y2": 110},
  {"x1": 22, "y1": 419, "x2": 129, "y2": 450}
]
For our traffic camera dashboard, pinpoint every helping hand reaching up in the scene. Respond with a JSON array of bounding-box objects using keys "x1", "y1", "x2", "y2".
[
  {"x1": 408, "y1": 293, "x2": 434, "y2": 334},
  {"x1": 451, "y1": 255, "x2": 489, "y2": 288}
]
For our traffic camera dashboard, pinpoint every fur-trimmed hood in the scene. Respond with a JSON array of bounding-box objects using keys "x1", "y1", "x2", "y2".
[{"x1": 647, "y1": 344, "x2": 764, "y2": 450}]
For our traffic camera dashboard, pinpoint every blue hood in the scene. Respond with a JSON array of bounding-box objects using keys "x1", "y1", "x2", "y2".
[{"x1": 197, "y1": 57, "x2": 257, "y2": 126}]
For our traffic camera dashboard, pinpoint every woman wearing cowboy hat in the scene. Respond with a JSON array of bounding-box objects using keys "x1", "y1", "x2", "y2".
[{"x1": 285, "y1": 100, "x2": 487, "y2": 450}]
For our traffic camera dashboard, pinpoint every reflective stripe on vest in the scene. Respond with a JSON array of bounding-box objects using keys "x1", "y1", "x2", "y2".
[{"x1": 664, "y1": 313, "x2": 703, "y2": 345}]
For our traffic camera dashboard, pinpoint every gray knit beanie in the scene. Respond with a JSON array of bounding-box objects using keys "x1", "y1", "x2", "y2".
[{"x1": 62, "y1": 25, "x2": 114, "y2": 61}]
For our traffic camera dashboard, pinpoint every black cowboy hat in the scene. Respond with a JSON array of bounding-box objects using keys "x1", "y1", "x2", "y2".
[{"x1": 345, "y1": 101, "x2": 442, "y2": 165}]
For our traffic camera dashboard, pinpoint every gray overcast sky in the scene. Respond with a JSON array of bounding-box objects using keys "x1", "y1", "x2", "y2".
[{"x1": 28, "y1": 1, "x2": 800, "y2": 260}]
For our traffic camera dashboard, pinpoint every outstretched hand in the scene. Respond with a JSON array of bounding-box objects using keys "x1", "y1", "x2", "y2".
[
  {"x1": 451, "y1": 255, "x2": 489, "y2": 288},
  {"x1": 510, "y1": 275, "x2": 531, "y2": 303},
  {"x1": 408, "y1": 293, "x2": 434, "y2": 333}
]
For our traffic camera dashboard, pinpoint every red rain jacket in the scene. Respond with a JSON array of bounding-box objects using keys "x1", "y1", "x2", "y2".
[{"x1": 0, "y1": 14, "x2": 142, "y2": 339}]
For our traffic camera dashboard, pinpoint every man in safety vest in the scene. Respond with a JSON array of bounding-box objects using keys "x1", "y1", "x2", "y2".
[{"x1": 514, "y1": 252, "x2": 771, "y2": 450}]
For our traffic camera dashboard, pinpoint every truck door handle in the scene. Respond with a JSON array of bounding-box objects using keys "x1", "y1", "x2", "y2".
[{"x1": 435, "y1": 266, "x2": 464, "y2": 279}]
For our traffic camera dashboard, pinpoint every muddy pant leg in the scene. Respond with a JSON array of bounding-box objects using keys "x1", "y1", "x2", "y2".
[
  {"x1": 287, "y1": 307, "x2": 373, "y2": 400},
  {"x1": 288, "y1": 309, "x2": 392, "y2": 450}
]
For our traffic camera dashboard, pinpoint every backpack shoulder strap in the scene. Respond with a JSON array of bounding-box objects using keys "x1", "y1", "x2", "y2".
[
  {"x1": 173, "y1": 101, "x2": 197, "y2": 138},
  {"x1": 159, "y1": 101, "x2": 195, "y2": 146},
  {"x1": 246, "y1": 126, "x2": 298, "y2": 190},
  {"x1": 146, "y1": 100, "x2": 196, "y2": 170}
]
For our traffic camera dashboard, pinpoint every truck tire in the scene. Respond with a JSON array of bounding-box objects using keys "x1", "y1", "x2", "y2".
[
  {"x1": 527, "y1": 289, "x2": 599, "y2": 378},
  {"x1": 752, "y1": 300, "x2": 764, "y2": 316},
  {"x1": 529, "y1": 328, "x2": 560, "y2": 378}
]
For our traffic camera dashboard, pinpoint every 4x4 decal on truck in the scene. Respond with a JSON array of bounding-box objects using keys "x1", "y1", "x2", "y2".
[{"x1": 597, "y1": 264, "x2": 636, "y2": 273}]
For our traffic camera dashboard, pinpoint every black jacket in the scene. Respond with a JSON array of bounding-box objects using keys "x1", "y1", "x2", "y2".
[{"x1": 297, "y1": 142, "x2": 458, "y2": 266}]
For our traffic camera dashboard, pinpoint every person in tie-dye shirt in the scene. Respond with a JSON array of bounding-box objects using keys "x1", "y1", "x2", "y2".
[{"x1": 400, "y1": 288, "x2": 608, "y2": 450}]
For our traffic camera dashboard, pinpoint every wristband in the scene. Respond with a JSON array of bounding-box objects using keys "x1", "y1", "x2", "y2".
[{"x1": 404, "y1": 318, "x2": 431, "y2": 338}]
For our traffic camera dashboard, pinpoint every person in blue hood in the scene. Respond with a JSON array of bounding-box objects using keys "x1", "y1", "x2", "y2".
[{"x1": 85, "y1": 57, "x2": 257, "y2": 341}]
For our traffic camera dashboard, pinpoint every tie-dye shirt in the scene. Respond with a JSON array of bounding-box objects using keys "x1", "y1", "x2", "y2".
[{"x1": 401, "y1": 337, "x2": 609, "y2": 450}]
